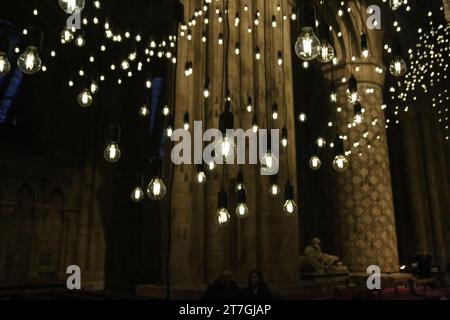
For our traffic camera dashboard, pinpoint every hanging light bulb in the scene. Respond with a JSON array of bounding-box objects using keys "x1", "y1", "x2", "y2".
[
  {"x1": 147, "y1": 158, "x2": 167, "y2": 200},
  {"x1": 235, "y1": 170, "x2": 245, "y2": 193},
  {"x1": 216, "y1": 187, "x2": 231, "y2": 227},
  {"x1": 283, "y1": 181, "x2": 298, "y2": 216},
  {"x1": 298, "y1": 113, "x2": 307, "y2": 123},
  {"x1": 139, "y1": 104, "x2": 150, "y2": 118},
  {"x1": 281, "y1": 126, "x2": 288, "y2": 148},
  {"x1": 389, "y1": 0, "x2": 402, "y2": 11},
  {"x1": 317, "y1": 40, "x2": 335, "y2": 63},
  {"x1": 183, "y1": 111, "x2": 190, "y2": 131},
  {"x1": 347, "y1": 75, "x2": 360, "y2": 105},
  {"x1": 162, "y1": 105, "x2": 170, "y2": 116},
  {"x1": 330, "y1": 85, "x2": 337, "y2": 103},
  {"x1": 59, "y1": 0, "x2": 85, "y2": 14},
  {"x1": 235, "y1": 189, "x2": 249, "y2": 219},
  {"x1": 252, "y1": 114, "x2": 258, "y2": 133},
  {"x1": 277, "y1": 51, "x2": 283, "y2": 66},
  {"x1": 317, "y1": 23, "x2": 334, "y2": 63},
  {"x1": 61, "y1": 27, "x2": 74, "y2": 43},
  {"x1": 361, "y1": 33, "x2": 369, "y2": 58},
  {"x1": 316, "y1": 137, "x2": 326, "y2": 149},
  {"x1": 90, "y1": 81, "x2": 99, "y2": 94},
  {"x1": 235, "y1": 42, "x2": 240, "y2": 55},
  {"x1": 246, "y1": 97, "x2": 253, "y2": 113},
  {"x1": 353, "y1": 102, "x2": 364, "y2": 125},
  {"x1": 75, "y1": 34, "x2": 85, "y2": 47},
  {"x1": 295, "y1": 4, "x2": 320, "y2": 61},
  {"x1": 218, "y1": 101, "x2": 235, "y2": 160},
  {"x1": 0, "y1": 51, "x2": 11, "y2": 76},
  {"x1": 309, "y1": 155, "x2": 321, "y2": 170},
  {"x1": 166, "y1": 120, "x2": 173, "y2": 138},
  {"x1": 261, "y1": 132, "x2": 278, "y2": 171},
  {"x1": 269, "y1": 175, "x2": 281, "y2": 198},
  {"x1": 195, "y1": 164, "x2": 207, "y2": 185},
  {"x1": 17, "y1": 46, "x2": 42, "y2": 74},
  {"x1": 255, "y1": 47, "x2": 261, "y2": 60},
  {"x1": 104, "y1": 125, "x2": 122, "y2": 163},
  {"x1": 203, "y1": 78, "x2": 210, "y2": 98},
  {"x1": 77, "y1": 89, "x2": 93, "y2": 107},
  {"x1": 208, "y1": 151, "x2": 216, "y2": 171},
  {"x1": 131, "y1": 173, "x2": 145, "y2": 202},
  {"x1": 272, "y1": 103, "x2": 279, "y2": 120},
  {"x1": 390, "y1": 39, "x2": 407, "y2": 77},
  {"x1": 332, "y1": 138, "x2": 349, "y2": 173}
]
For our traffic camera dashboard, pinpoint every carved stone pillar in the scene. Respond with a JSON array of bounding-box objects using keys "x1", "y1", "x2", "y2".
[
  {"x1": 322, "y1": 1, "x2": 399, "y2": 272},
  {"x1": 169, "y1": 0, "x2": 299, "y2": 286}
]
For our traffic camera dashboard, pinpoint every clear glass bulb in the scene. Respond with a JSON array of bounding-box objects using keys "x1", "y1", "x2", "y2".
[
  {"x1": 162, "y1": 106, "x2": 170, "y2": 116},
  {"x1": 77, "y1": 89, "x2": 93, "y2": 107},
  {"x1": 389, "y1": 56, "x2": 407, "y2": 77},
  {"x1": 316, "y1": 137, "x2": 326, "y2": 149},
  {"x1": 269, "y1": 183, "x2": 281, "y2": 198},
  {"x1": 298, "y1": 113, "x2": 307, "y2": 123},
  {"x1": 281, "y1": 137, "x2": 288, "y2": 148},
  {"x1": 166, "y1": 126, "x2": 173, "y2": 138},
  {"x1": 90, "y1": 81, "x2": 99, "y2": 94},
  {"x1": 295, "y1": 27, "x2": 321, "y2": 61},
  {"x1": 330, "y1": 92, "x2": 337, "y2": 103},
  {"x1": 146, "y1": 178, "x2": 167, "y2": 200},
  {"x1": 309, "y1": 156, "x2": 321, "y2": 170},
  {"x1": 389, "y1": 0, "x2": 402, "y2": 11},
  {"x1": 354, "y1": 113, "x2": 364, "y2": 125},
  {"x1": 317, "y1": 40, "x2": 335, "y2": 63},
  {"x1": 261, "y1": 152, "x2": 278, "y2": 170},
  {"x1": 333, "y1": 155, "x2": 349, "y2": 172},
  {"x1": 104, "y1": 143, "x2": 121, "y2": 163},
  {"x1": 208, "y1": 160, "x2": 215, "y2": 171},
  {"x1": 252, "y1": 124, "x2": 258, "y2": 133},
  {"x1": 139, "y1": 105, "x2": 149, "y2": 117},
  {"x1": 196, "y1": 171, "x2": 207, "y2": 185},
  {"x1": 131, "y1": 187, "x2": 144, "y2": 202},
  {"x1": 361, "y1": 49, "x2": 369, "y2": 59},
  {"x1": 347, "y1": 90, "x2": 360, "y2": 105},
  {"x1": 215, "y1": 208, "x2": 231, "y2": 227},
  {"x1": 17, "y1": 46, "x2": 42, "y2": 74},
  {"x1": 283, "y1": 200, "x2": 298, "y2": 216},
  {"x1": 59, "y1": 0, "x2": 85, "y2": 14},
  {"x1": 184, "y1": 123, "x2": 190, "y2": 131},
  {"x1": 219, "y1": 137, "x2": 235, "y2": 158},
  {"x1": 61, "y1": 28, "x2": 74, "y2": 43},
  {"x1": 75, "y1": 35, "x2": 85, "y2": 47},
  {"x1": 235, "y1": 203, "x2": 249, "y2": 218},
  {"x1": 0, "y1": 52, "x2": 11, "y2": 76}
]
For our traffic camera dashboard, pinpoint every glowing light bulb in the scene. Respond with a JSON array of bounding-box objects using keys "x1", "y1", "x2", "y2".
[
  {"x1": 131, "y1": 187, "x2": 144, "y2": 202},
  {"x1": 316, "y1": 137, "x2": 326, "y2": 149},
  {"x1": 59, "y1": 0, "x2": 85, "y2": 14},
  {"x1": 77, "y1": 89, "x2": 93, "y2": 107},
  {"x1": 236, "y1": 203, "x2": 249, "y2": 218},
  {"x1": 295, "y1": 27, "x2": 321, "y2": 61},
  {"x1": 298, "y1": 113, "x2": 307, "y2": 123},
  {"x1": 262, "y1": 152, "x2": 278, "y2": 170},
  {"x1": 309, "y1": 156, "x2": 321, "y2": 170},
  {"x1": 104, "y1": 143, "x2": 121, "y2": 163},
  {"x1": 139, "y1": 104, "x2": 149, "y2": 117},
  {"x1": 147, "y1": 178, "x2": 167, "y2": 200},
  {"x1": 162, "y1": 105, "x2": 170, "y2": 116},
  {"x1": 75, "y1": 35, "x2": 85, "y2": 47},
  {"x1": 389, "y1": 0, "x2": 402, "y2": 11},
  {"x1": 390, "y1": 56, "x2": 407, "y2": 77},
  {"x1": 196, "y1": 170, "x2": 207, "y2": 185},
  {"x1": 333, "y1": 155, "x2": 349, "y2": 172},
  {"x1": 0, "y1": 52, "x2": 11, "y2": 76},
  {"x1": 215, "y1": 208, "x2": 230, "y2": 227},
  {"x1": 61, "y1": 28, "x2": 74, "y2": 43},
  {"x1": 17, "y1": 46, "x2": 42, "y2": 74},
  {"x1": 166, "y1": 125, "x2": 173, "y2": 138},
  {"x1": 270, "y1": 183, "x2": 281, "y2": 197},
  {"x1": 283, "y1": 200, "x2": 297, "y2": 216},
  {"x1": 317, "y1": 40, "x2": 335, "y2": 63},
  {"x1": 90, "y1": 81, "x2": 99, "y2": 94},
  {"x1": 219, "y1": 137, "x2": 234, "y2": 158},
  {"x1": 330, "y1": 91, "x2": 337, "y2": 103}
]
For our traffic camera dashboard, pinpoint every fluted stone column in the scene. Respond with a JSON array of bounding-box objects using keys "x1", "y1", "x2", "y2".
[
  {"x1": 322, "y1": 0, "x2": 399, "y2": 272},
  {"x1": 170, "y1": 0, "x2": 299, "y2": 286}
]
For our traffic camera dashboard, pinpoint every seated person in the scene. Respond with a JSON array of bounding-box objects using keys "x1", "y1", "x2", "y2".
[
  {"x1": 202, "y1": 269, "x2": 241, "y2": 300},
  {"x1": 242, "y1": 270, "x2": 273, "y2": 300}
]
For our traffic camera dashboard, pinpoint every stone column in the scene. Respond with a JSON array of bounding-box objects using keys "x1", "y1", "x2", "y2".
[
  {"x1": 322, "y1": 0, "x2": 399, "y2": 272},
  {"x1": 444, "y1": 0, "x2": 450, "y2": 22},
  {"x1": 170, "y1": 0, "x2": 299, "y2": 286}
]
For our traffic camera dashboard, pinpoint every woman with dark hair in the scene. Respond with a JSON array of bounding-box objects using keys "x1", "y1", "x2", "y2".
[{"x1": 242, "y1": 270, "x2": 273, "y2": 300}]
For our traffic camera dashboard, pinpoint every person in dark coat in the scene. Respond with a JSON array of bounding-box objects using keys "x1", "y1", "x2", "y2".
[
  {"x1": 202, "y1": 269, "x2": 241, "y2": 300},
  {"x1": 242, "y1": 270, "x2": 273, "y2": 300}
]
